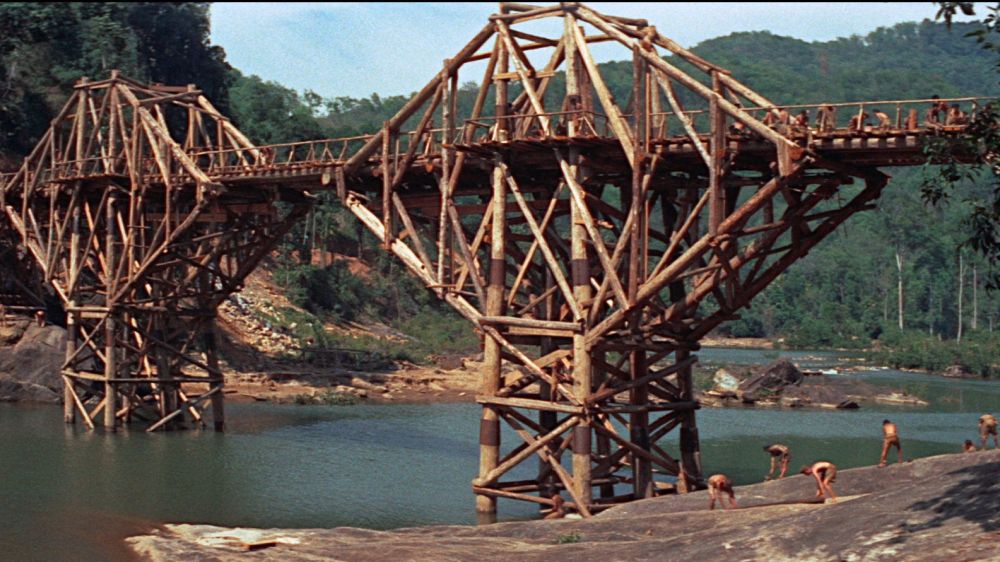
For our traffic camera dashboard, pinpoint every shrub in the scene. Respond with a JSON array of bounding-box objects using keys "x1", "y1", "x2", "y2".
[{"x1": 556, "y1": 532, "x2": 581, "y2": 544}]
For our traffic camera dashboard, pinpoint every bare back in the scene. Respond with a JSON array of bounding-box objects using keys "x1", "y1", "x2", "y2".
[
  {"x1": 812, "y1": 461, "x2": 834, "y2": 476},
  {"x1": 883, "y1": 423, "x2": 898, "y2": 438}
]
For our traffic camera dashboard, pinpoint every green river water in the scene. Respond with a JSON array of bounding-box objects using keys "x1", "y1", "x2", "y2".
[{"x1": 1, "y1": 348, "x2": 997, "y2": 560}]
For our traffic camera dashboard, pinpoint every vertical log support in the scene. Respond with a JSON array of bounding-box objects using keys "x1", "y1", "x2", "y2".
[
  {"x1": 477, "y1": 156, "x2": 507, "y2": 515},
  {"x1": 205, "y1": 320, "x2": 225, "y2": 432},
  {"x1": 565, "y1": 10, "x2": 592, "y2": 512},
  {"x1": 570, "y1": 155, "x2": 592, "y2": 510},
  {"x1": 594, "y1": 350, "x2": 615, "y2": 500},
  {"x1": 709, "y1": 71, "x2": 727, "y2": 235},
  {"x1": 63, "y1": 307, "x2": 77, "y2": 424},
  {"x1": 629, "y1": 47, "x2": 653, "y2": 500},
  {"x1": 676, "y1": 348, "x2": 702, "y2": 491},
  {"x1": 103, "y1": 194, "x2": 118, "y2": 431},
  {"x1": 64, "y1": 194, "x2": 80, "y2": 424},
  {"x1": 538, "y1": 269, "x2": 558, "y2": 500},
  {"x1": 494, "y1": 36, "x2": 509, "y2": 142},
  {"x1": 382, "y1": 121, "x2": 393, "y2": 249},
  {"x1": 74, "y1": 79, "x2": 88, "y2": 175},
  {"x1": 438, "y1": 63, "x2": 454, "y2": 289}
]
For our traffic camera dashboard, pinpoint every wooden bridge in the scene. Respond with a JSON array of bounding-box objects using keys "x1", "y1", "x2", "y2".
[{"x1": 0, "y1": 2, "x2": 983, "y2": 517}]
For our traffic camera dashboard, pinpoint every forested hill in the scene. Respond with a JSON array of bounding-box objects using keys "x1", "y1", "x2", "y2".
[
  {"x1": 0, "y1": 6, "x2": 997, "y2": 370},
  {"x1": 317, "y1": 20, "x2": 999, "y2": 137}
]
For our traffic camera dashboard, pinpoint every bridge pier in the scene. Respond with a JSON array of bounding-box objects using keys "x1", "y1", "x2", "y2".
[
  {"x1": 327, "y1": 3, "x2": 900, "y2": 517},
  {"x1": 1, "y1": 75, "x2": 313, "y2": 432}
]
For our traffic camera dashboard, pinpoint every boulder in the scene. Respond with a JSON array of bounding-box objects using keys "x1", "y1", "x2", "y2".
[
  {"x1": 712, "y1": 368, "x2": 741, "y2": 393},
  {"x1": 433, "y1": 354, "x2": 465, "y2": 371},
  {"x1": 780, "y1": 396, "x2": 804, "y2": 408},
  {"x1": 0, "y1": 321, "x2": 28, "y2": 345},
  {"x1": 943, "y1": 363, "x2": 974, "y2": 378},
  {"x1": 782, "y1": 378, "x2": 857, "y2": 409},
  {"x1": 738, "y1": 359, "x2": 803, "y2": 397},
  {"x1": 0, "y1": 324, "x2": 66, "y2": 401},
  {"x1": 0, "y1": 375, "x2": 60, "y2": 403}
]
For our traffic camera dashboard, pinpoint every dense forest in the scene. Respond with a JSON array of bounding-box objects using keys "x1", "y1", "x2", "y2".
[{"x1": 1, "y1": 4, "x2": 997, "y2": 373}]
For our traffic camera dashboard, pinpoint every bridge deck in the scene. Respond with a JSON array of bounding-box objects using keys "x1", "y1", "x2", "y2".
[{"x1": 159, "y1": 126, "x2": 970, "y2": 194}]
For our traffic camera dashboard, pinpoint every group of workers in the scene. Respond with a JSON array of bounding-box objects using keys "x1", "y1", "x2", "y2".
[
  {"x1": 706, "y1": 413, "x2": 999, "y2": 511},
  {"x1": 741, "y1": 96, "x2": 970, "y2": 137}
]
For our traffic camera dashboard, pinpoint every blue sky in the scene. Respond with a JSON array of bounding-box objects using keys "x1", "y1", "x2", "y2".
[{"x1": 210, "y1": 2, "x2": 984, "y2": 99}]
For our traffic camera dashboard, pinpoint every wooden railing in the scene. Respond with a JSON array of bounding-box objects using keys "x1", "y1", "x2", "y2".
[{"x1": 1, "y1": 96, "x2": 990, "y2": 191}]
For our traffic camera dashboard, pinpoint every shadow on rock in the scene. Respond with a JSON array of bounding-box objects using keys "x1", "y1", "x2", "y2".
[{"x1": 902, "y1": 459, "x2": 1000, "y2": 536}]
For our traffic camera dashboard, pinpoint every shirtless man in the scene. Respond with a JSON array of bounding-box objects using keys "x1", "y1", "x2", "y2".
[
  {"x1": 763, "y1": 443, "x2": 791, "y2": 480},
  {"x1": 964, "y1": 439, "x2": 978, "y2": 453},
  {"x1": 848, "y1": 111, "x2": 869, "y2": 132},
  {"x1": 924, "y1": 96, "x2": 948, "y2": 129},
  {"x1": 816, "y1": 104, "x2": 836, "y2": 133},
  {"x1": 543, "y1": 494, "x2": 566, "y2": 519},
  {"x1": 872, "y1": 108, "x2": 892, "y2": 132},
  {"x1": 793, "y1": 110, "x2": 809, "y2": 133},
  {"x1": 707, "y1": 473, "x2": 738, "y2": 510},
  {"x1": 946, "y1": 104, "x2": 968, "y2": 126},
  {"x1": 801, "y1": 461, "x2": 838, "y2": 502},
  {"x1": 980, "y1": 414, "x2": 999, "y2": 449},
  {"x1": 879, "y1": 419, "x2": 903, "y2": 467}
]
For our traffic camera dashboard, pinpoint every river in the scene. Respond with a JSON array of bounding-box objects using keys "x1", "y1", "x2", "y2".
[{"x1": 1, "y1": 349, "x2": 997, "y2": 560}]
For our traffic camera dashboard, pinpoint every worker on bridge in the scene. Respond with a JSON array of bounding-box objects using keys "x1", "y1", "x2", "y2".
[
  {"x1": 816, "y1": 104, "x2": 836, "y2": 133},
  {"x1": 792, "y1": 110, "x2": 809, "y2": 134},
  {"x1": 848, "y1": 111, "x2": 869, "y2": 132},
  {"x1": 946, "y1": 104, "x2": 969, "y2": 126},
  {"x1": 872, "y1": 108, "x2": 892, "y2": 132},
  {"x1": 924, "y1": 95, "x2": 949, "y2": 129}
]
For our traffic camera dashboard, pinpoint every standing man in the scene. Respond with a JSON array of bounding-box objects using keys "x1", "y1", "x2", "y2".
[
  {"x1": 980, "y1": 414, "x2": 999, "y2": 449},
  {"x1": 872, "y1": 108, "x2": 892, "y2": 132},
  {"x1": 707, "y1": 474, "x2": 738, "y2": 510},
  {"x1": 763, "y1": 443, "x2": 791, "y2": 480},
  {"x1": 924, "y1": 95, "x2": 948, "y2": 129},
  {"x1": 816, "y1": 104, "x2": 836, "y2": 133},
  {"x1": 801, "y1": 461, "x2": 838, "y2": 502},
  {"x1": 879, "y1": 419, "x2": 903, "y2": 467}
]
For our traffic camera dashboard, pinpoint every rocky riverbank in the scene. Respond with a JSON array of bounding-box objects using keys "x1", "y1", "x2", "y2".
[
  {"x1": 0, "y1": 319, "x2": 65, "y2": 402},
  {"x1": 0, "y1": 314, "x2": 482, "y2": 405},
  {"x1": 699, "y1": 359, "x2": 928, "y2": 410},
  {"x1": 0, "y1": 316, "x2": 946, "y2": 410},
  {"x1": 127, "y1": 449, "x2": 1000, "y2": 561}
]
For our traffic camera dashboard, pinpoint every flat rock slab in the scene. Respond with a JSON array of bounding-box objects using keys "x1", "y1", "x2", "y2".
[{"x1": 128, "y1": 450, "x2": 1000, "y2": 561}]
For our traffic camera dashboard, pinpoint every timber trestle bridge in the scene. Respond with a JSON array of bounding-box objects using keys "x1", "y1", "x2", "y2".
[{"x1": 0, "y1": 2, "x2": 983, "y2": 517}]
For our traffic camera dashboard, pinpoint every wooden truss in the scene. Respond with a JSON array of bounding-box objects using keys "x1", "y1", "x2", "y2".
[
  {"x1": 1, "y1": 71, "x2": 312, "y2": 431},
  {"x1": 2, "y1": 1, "x2": 975, "y2": 516},
  {"x1": 331, "y1": 3, "x2": 892, "y2": 516}
]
